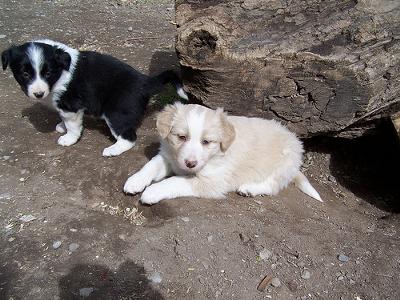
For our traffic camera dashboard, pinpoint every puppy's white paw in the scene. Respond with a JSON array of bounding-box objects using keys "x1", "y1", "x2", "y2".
[
  {"x1": 57, "y1": 134, "x2": 79, "y2": 146},
  {"x1": 55, "y1": 122, "x2": 66, "y2": 133},
  {"x1": 102, "y1": 141, "x2": 135, "y2": 157},
  {"x1": 237, "y1": 184, "x2": 258, "y2": 197},
  {"x1": 140, "y1": 185, "x2": 163, "y2": 205},
  {"x1": 124, "y1": 174, "x2": 149, "y2": 195}
]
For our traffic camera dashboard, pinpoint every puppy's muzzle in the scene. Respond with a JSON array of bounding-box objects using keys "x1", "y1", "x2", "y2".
[{"x1": 184, "y1": 159, "x2": 198, "y2": 169}]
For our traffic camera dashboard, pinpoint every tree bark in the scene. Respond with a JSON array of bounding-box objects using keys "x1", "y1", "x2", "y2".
[{"x1": 175, "y1": 0, "x2": 400, "y2": 137}]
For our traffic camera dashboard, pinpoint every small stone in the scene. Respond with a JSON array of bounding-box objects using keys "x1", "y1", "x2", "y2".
[
  {"x1": 297, "y1": 262, "x2": 305, "y2": 268},
  {"x1": 69, "y1": 243, "x2": 79, "y2": 252},
  {"x1": 79, "y1": 287, "x2": 94, "y2": 297},
  {"x1": 3, "y1": 156, "x2": 10, "y2": 160},
  {"x1": 127, "y1": 26, "x2": 133, "y2": 31},
  {"x1": 181, "y1": 217, "x2": 190, "y2": 222},
  {"x1": 338, "y1": 254, "x2": 349, "y2": 262},
  {"x1": 301, "y1": 270, "x2": 311, "y2": 279},
  {"x1": 149, "y1": 272, "x2": 162, "y2": 283},
  {"x1": 53, "y1": 241, "x2": 62, "y2": 249},
  {"x1": 337, "y1": 275, "x2": 344, "y2": 281},
  {"x1": 207, "y1": 235, "x2": 213, "y2": 242},
  {"x1": 8, "y1": 237, "x2": 15, "y2": 242},
  {"x1": 70, "y1": 228, "x2": 78, "y2": 232},
  {"x1": 349, "y1": 279, "x2": 355, "y2": 285},
  {"x1": 259, "y1": 249, "x2": 272, "y2": 260},
  {"x1": 270, "y1": 277, "x2": 281, "y2": 287},
  {"x1": 0, "y1": 192, "x2": 11, "y2": 200},
  {"x1": 328, "y1": 175, "x2": 337, "y2": 184},
  {"x1": 0, "y1": 34, "x2": 6, "y2": 39},
  {"x1": 19, "y1": 177, "x2": 25, "y2": 182},
  {"x1": 19, "y1": 214, "x2": 36, "y2": 223}
]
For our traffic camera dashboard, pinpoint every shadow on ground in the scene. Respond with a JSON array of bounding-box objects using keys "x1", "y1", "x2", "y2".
[
  {"x1": 304, "y1": 119, "x2": 400, "y2": 213},
  {"x1": 58, "y1": 260, "x2": 163, "y2": 300}
]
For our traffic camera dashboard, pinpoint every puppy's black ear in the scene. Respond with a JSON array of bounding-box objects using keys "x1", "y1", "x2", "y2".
[
  {"x1": 1, "y1": 49, "x2": 11, "y2": 70},
  {"x1": 54, "y1": 48, "x2": 71, "y2": 71}
]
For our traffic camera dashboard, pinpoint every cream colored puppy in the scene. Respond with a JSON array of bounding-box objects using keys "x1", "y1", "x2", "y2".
[{"x1": 124, "y1": 103, "x2": 322, "y2": 204}]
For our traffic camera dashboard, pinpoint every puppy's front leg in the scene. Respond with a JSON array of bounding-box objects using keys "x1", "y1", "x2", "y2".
[
  {"x1": 124, "y1": 154, "x2": 171, "y2": 195},
  {"x1": 57, "y1": 110, "x2": 84, "y2": 146},
  {"x1": 141, "y1": 176, "x2": 198, "y2": 205}
]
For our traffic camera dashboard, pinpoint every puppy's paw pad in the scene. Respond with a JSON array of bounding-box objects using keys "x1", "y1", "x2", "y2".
[
  {"x1": 140, "y1": 187, "x2": 162, "y2": 205},
  {"x1": 58, "y1": 134, "x2": 78, "y2": 146},
  {"x1": 55, "y1": 122, "x2": 66, "y2": 133},
  {"x1": 124, "y1": 176, "x2": 147, "y2": 195}
]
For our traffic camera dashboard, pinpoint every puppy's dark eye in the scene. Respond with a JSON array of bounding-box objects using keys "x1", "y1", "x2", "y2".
[
  {"x1": 178, "y1": 135, "x2": 187, "y2": 142},
  {"x1": 22, "y1": 72, "x2": 30, "y2": 79},
  {"x1": 44, "y1": 71, "x2": 51, "y2": 78},
  {"x1": 202, "y1": 140, "x2": 210, "y2": 145}
]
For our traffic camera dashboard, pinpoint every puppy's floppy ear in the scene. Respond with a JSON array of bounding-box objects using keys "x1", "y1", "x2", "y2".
[
  {"x1": 156, "y1": 103, "x2": 179, "y2": 139},
  {"x1": 1, "y1": 48, "x2": 12, "y2": 70},
  {"x1": 54, "y1": 48, "x2": 71, "y2": 71},
  {"x1": 218, "y1": 108, "x2": 235, "y2": 152}
]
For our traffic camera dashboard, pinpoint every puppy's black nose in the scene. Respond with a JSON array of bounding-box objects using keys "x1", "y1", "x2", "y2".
[
  {"x1": 185, "y1": 160, "x2": 198, "y2": 169},
  {"x1": 34, "y1": 92, "x2": 45, "y2": 98}
]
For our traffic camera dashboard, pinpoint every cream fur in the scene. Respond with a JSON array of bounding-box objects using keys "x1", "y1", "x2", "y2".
[{"x1": 124, "y1": 103, "x2": 322, "y2": 204}]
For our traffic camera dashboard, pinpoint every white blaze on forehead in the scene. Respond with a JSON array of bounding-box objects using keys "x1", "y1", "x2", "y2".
[
  {"x1": 186, "y1": 108, "x2": 206, "y2": 143},
  {"x1": 26, "y1": 43, "x2": 49, "y2": 99},
  {"x1": 27, "y1": 43, "x2": 44, "y2": 75}
]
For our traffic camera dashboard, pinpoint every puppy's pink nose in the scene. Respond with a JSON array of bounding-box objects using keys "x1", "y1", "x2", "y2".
[{"x1": 185, "y1": 159, "x2": 198, "y2": 169}]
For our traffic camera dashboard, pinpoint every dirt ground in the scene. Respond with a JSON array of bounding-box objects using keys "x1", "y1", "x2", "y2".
[{"x1": 1, "y1": 1, "x2": 399, "y2": 299}]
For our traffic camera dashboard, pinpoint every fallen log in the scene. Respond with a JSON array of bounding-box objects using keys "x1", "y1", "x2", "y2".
[{"x1": 175, "y1": 0, "x2": 400, "y2": 137}]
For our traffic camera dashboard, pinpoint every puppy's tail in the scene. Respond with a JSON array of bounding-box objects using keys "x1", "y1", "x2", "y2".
[
  {"x1": 147, "y1": 70, "x2": 188, "y2": 100},
  {"x1": 294, "y1": 171, "x2": 323, "y2": 202}
]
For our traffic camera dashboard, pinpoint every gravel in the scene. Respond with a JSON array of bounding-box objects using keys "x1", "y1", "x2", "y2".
[{"x1": 79, "y1": 287, "x2": 94, "y2": 297}]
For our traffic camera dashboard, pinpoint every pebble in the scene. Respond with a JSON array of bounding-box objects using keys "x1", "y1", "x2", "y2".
[
  {"x1": 127, "y1": 26, "x2": 133, "y2": 31},
  {"x1": 70, "y1": 228, "x2": 78, "y2": 232},
  {"x1": 0, "y1": 34, "x2": 6, "y2": 39},
  {"x1": 53, "y1": 241, "x2": 62, "y2": 249},
  {"x1": 0, "y1": 192, "x2": 11, "y2": 200},
  {"x1": 69, "y1": 243, "x2": 79, "y2": 252},
  {"x1": 270, "y1": 277, "x2": 281, "y2": 287},
  {"x1": 338, "y1": 254, "x2": 349, "y2": 262},
  {"x1": 207, "y1": 235, "x2": 213, "y2": 242},
  {"x1": 19, "y1": 214, "x2": 36, "y2": 223},
  {"x1": 181, "y1": 217, "x2": 190, "y2": 222},
  {"x1": 3, "y1": 156, "x2": 10, "y2": 160},
  {"x1": 8, "y1": 237, "x2": 15, "y2": 242},
  {"x1": 337, "y1": 275, "x2": 345, "y2": 281},
  {"x1": 79, "y1": 287, "x2": 94, "y2": 297},
  {"x1": 301, "y1": 270, "x2": 311, "y2": 279},
  {"x1": 259, "y1": 249, "x2": 272, "y2": 260},
  {"x1": 149, "y1": 272, "x2": 162, "y2": 283},
  {"x1": 328, "y1": 175, "x2": 337, "y2": 184}
]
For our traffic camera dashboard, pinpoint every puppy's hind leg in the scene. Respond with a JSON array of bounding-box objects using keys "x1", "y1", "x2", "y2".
[
  {"x1": 102, "y1": 134, "x2": 136, "y2": 157},
  {"x1": 237, "y1": 179, "x2": 279, "y2": 197},
  {"x1": 102, "y1": 116, "x2": 136, "y2": 157}
]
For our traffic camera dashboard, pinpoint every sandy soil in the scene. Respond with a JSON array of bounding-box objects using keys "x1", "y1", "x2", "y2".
[{"x1": 0, "y1": 1, "x2": 399, "y2": 299}]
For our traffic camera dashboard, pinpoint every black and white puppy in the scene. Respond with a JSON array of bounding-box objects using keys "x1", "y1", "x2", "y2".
[{"x1": 1, "y1": 39, "x2": 188, "y2": 156}]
